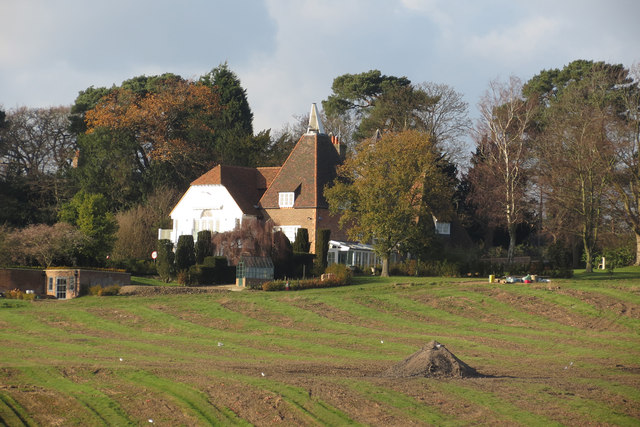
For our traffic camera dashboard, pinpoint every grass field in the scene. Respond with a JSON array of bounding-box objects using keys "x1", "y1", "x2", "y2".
[{"x1": 1, "y1": 269, "x2": 639, "y2": 426}]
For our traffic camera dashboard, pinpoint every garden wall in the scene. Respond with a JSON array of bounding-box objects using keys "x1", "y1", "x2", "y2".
[{"x1": 0, "y1": 268, "x2": 45, "y2": 294}]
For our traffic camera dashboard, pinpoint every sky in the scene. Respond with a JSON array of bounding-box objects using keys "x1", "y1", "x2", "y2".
[{"x1": 1, "y1": 0, "x2": 639, "y2": 133}]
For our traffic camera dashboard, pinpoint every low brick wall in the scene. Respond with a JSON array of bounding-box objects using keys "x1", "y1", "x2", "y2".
[
  {"x1": 45, "y1": 269, "x2": 131, "y2": 299},
  {"x1": 0, "y1": 269, "x2": 45, "y2": 294}
]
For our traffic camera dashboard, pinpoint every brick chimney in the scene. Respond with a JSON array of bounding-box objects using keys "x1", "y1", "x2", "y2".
[
  {"x1": 72, "y1": 150, "x2": 80, "y2": 168},
  {"x1": 330, "y1": 134, "x2": 346, "y2": 160}
]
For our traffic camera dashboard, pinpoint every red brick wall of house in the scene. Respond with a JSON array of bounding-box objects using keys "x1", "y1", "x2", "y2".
[
  {"x1": 316, "y1": 209, "x2": 348, "y2": 242},
  {"x1": 262, "y1": 207, "x2": 347, "y2": 253},
  {"x1": 263, "y1": 207, "x2": 318, "y2": 249}
]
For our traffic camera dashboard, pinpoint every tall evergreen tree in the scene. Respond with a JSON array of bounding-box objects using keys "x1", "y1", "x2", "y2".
[
  {"x1": 524, "y1": 60, "x2": 633, "y2": 271},
  {"x1": 200, "y1": 63, "x2": 266, "y2": 166},
  {"x1": 322, "y1": 70, "x2": 438, "y2": 141},
  {"x1": 58, "y1": 190, "x2": 118, "y2": 265}
]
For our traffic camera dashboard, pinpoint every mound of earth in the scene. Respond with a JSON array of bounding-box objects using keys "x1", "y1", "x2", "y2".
[{"x1": 383, "y1": 340, "x2": 480, "y2": 378}]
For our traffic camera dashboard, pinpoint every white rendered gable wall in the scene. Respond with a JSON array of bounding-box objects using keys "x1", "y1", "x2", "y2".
[{"x1": 170, "y1": 185, "x2": 244, "y2": 245}]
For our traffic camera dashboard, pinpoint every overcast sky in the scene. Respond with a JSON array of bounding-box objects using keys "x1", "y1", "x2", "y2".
[{"x1": 1, "y1": 0, "x2": 638, "y2": 132}]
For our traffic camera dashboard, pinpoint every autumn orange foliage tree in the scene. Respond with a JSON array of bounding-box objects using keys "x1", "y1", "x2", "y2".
[{"x1": 84, "y1": 79, "x2": 221, "y2": 178}]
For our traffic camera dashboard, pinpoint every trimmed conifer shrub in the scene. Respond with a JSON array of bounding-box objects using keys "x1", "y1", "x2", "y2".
[
  {"x1": 195, "y1": 230, "x2": 213, "y2": 265},
  {"x1": 292, "y1": 228, "x2": 310, "y2": 253},
  {"x1": 175, "y1": 235, "x2": 196, "y2": 272},
  {"x1": 156, "y1": 239, "x2": 175, "y2": 283},
  {"x1": 313, "y1": 229, "x2": 330, "y2": 276}
]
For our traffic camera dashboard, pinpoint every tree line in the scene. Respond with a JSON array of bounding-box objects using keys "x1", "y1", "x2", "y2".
[
  {"x1": 322, "y1": 61, "x2": 639, "y2": 275},
  {"x1": 468, "y1": 61, "x2": 640, "y2": 272},
  {"x1": 1, "y1": 59, "x2": 638, "y2": 275},
  {"x1": 0, "y1": 64, "x2": 301, "y2": 268}
]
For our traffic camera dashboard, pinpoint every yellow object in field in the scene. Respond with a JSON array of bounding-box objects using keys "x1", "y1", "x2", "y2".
[{"x1": 489, "y1": 275, "x2": 495, "y2": 283}]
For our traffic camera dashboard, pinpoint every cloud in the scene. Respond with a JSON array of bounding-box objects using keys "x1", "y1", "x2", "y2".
[
  {"x1": 1, "y1": 0, "x2": 638, "y2": 136},
  {"x1": 399, "y1": 0, "x2": 452, "y2": 30},
  {"x1": 466, "y1": 16, "x2": 561, "y2": 66},
  {"x1": 0, "y1": 0, "x2": 277, "y2": 107},
  {"x1": 239, "y1": 0, "x2": 446, "y2": 131}
]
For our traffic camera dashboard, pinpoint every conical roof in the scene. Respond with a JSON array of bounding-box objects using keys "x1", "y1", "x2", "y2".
[{"x1": 306, "y1": 103, "x2": 325, "y2": 134}]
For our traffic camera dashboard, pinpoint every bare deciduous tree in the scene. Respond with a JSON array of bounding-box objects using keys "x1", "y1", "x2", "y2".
[
  {"x1": 8, "y1": 223, "x2": 89, "y2": 267},
  {"x1": 0, "y1": 106, "x2": 74, "y2": 177},
  {"x1": 537, "y1": 69, "x2": 618, "y2": 272},
  {"x1": 112, "y1": 186, "x2": 180, "y2": 261},
  {"x1": 211, "y1": 218, "x2": 291, "y2": 266},
  {"x1": 469, "y1": 76, "x2": 535, "y2": 263},
  {"x1": 609, "y1": 63, "x2": 640, "y2": 264},
  {"x1": 416, "y1": 82, "x2": 472, "y2": 167}
]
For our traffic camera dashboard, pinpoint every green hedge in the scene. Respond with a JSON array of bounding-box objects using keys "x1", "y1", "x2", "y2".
[
  {"x1": 262, "y1": 277, "x2": 349, "y2": 291},
  {"x1": 186, "y1": 257, "x2": 235, "y2": 285}
]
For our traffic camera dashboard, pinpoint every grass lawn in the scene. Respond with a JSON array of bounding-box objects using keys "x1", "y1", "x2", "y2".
[{"x1": 1, "y1": 269, "x2": 639, "y2": 425}]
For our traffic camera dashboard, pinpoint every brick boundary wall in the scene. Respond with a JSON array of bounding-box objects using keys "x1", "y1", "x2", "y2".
[{"x1": 0, "y1": 269, "x2": 46, "y2": 294}]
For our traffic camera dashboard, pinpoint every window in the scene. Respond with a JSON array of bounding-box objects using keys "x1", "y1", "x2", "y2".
[
  {"x1": 435, "y1": 221, "x2": 451, "y2": 235},
  {"x1": 48, "y1": 277, "x2": 53, "y2": 291},
  {"x1": 194, "y1": 218, "x2": 220, "y2": 235},
  {"x1": 278, "y1": 192, "x2": 295, "y2": 208},
  {"x1": 274, "y1": 225, "x2": 300, "y2": 243},
  {"x1": 56, "y1": 278, "x2": 67, "y2": 299}
]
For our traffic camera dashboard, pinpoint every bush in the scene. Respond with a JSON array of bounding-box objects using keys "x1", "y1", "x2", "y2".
[
  {"x1": 188, "y1": 265, "x2": 203, "y2": 285},
  {"x1": 247, "y1": 281, "x2": 266, "y2": 290},
  {"x1": 545, "y1": 268, "x2": 573, "y2": 278},
  {"x1": 88, "y1": 285, "x2": 102, "y2": 295},
  {"x1": 201, "y1": 256, "x2": 234, "y2": 284},
  {"x1": 176, "y1": 269, "x2": 190, "y2": 286},
  {"x1": 324, "y1": 263, "x2": 352, "y2": 284},
  {"x1": 88, "y1": 284, "x2": 120, "y2": 296},
  {"x1": 175, "y1": 235, "x2": 196, "y2": 272},
  {"x1": 290, "y1": 252, "x2": 315, "y2": 278},
  {"x1": 99, "y1": 285, "x2": 120, "y2": 296},
  {"x1": 390, "y1": 259, "x2": 462, "y2": 277},
  {"x1": 505, "y1": 263, "x2": 530, "y2": 276},
  {"x1": 5, "y1": 289, "x2": 35, "y2": 301},
  {"x1": 602, "y1": 246, "x2": 634, "y2": 270},
  {"x1": 262, "y1": 275, "x2": 350, "y2": 291},
  {"x1": 262, "y1": 280, "x2": 286, "y2": 291},
  {"x1": 544, "y1": 242, "x2": 572, "y2": 269},
  {"x1": 109, "y1": 258, "x2": 157, "y2": 276}
]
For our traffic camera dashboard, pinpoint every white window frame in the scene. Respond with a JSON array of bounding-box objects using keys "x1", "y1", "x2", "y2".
[
  {"x1": 274, "y1": 225, "x2": 300, "y2": 243},
  {"x1": 435, "y1": 221, "x2": 451, "y2": 235},
  {"x1": 278, "y1": 192, "x2": 295, "y2": 208}
]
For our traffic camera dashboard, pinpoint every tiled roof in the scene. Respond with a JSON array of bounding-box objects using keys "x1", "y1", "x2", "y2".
[
  {"x1": 256, "y1": 167, "x2": 280, "y2": 189},
  {"x1": 190, "y1": 165, "x2": 273, "y2": 215},
  {"x1": 258, "y1": 132, "x2": 342, "y2": 209},
  {"x1": 187, "y1": 131, "x2": 342, "y2": 214}
]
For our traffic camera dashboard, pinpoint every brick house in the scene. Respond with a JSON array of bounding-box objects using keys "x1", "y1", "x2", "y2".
[{"x1": 160, "y1": 103, "x2": 347, "y2": 253}]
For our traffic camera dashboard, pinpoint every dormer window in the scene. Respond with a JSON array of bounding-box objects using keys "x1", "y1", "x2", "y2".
[
  {"x1": 279, "y1": 192, "x2": 295, "y2": 208},
  {"x1": 435, "y1": 221, "x2": 451, "y2": 235}
]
